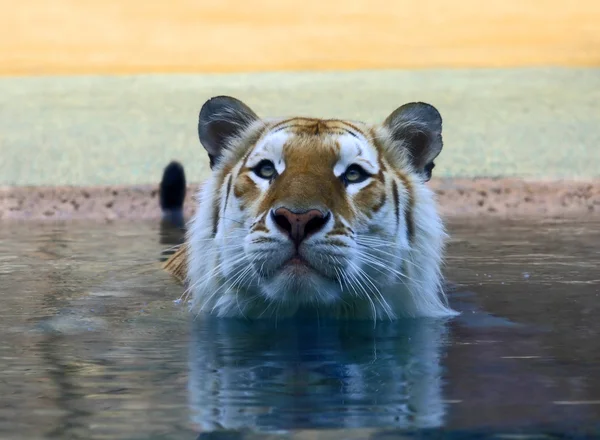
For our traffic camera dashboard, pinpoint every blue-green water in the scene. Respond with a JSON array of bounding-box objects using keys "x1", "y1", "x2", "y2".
[{"x1": 0, "y1": 219, "x2": 599, "y2": 439}]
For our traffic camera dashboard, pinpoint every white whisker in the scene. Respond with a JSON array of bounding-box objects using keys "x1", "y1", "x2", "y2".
[{"x1": 349, "y1": 260, "x2": 394, "y2": 321}]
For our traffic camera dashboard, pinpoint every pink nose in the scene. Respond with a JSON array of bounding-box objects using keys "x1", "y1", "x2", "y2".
[{"x1": 271, "y1": 208, "x2": 330, "y2": 245}]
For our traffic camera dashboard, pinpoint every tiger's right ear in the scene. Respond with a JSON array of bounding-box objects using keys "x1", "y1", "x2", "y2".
[
  {"x1": 198, "y1": 96, "x2": 260, "y2": 169},
  {"x1": 383, "y1": 102, "x2": 443, "y2": 182}
]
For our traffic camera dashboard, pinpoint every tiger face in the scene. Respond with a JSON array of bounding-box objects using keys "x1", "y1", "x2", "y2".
[{"x1": 186, "y1": 96, "x2": 457, "y2": 320}]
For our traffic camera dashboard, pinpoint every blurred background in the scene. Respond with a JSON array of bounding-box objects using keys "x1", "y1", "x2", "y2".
[
  {"x1": 2, "y1": 0, "x2": 599, "y2": 74},
  {"x1": 1, "y1": 0, "x2": 599, "y2": 185}
]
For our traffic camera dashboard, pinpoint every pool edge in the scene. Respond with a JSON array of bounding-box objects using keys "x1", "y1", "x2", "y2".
[{"x1": 1, "y1": 178, "x2": 598, "y2": 222}]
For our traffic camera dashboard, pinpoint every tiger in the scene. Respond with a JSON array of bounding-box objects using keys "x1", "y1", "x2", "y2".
[{"x1": 160, "y1": 95, "x2": 458, "y2": 320}]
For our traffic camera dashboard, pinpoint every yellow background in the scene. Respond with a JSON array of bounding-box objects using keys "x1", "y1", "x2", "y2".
[{"x1": 2, "y1": 0, "x2": 599, "y2": 75}]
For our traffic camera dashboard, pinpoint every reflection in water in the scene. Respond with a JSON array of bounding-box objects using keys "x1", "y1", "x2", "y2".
[
  {"x1": 188, "y1": 317, "x2": 450, "y2": 431},
  {"x1": 35, "y1": 228, "x2": 93, "y2": 439},
  {"x1": 0, "y1": 219, "x2": 599, "y2": 438},
  {"x1": 39, "y1": 334, "x2": 93, "y2": 439},
  {"x1": 159, "y1": 219, "x2": 186, "y2": 262}
]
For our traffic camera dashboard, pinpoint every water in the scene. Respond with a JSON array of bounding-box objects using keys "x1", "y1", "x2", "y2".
[{"x1": 0, "y1": 218, "x2": 599, "y2": 439}]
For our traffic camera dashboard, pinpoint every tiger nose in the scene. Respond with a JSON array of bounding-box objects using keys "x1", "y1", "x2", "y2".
[{"x1": 271, "y1": 207, "x2": 330, "y2": 246}]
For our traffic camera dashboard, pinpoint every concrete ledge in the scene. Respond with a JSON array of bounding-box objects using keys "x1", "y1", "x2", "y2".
[{"x1": 2, "y1": 179, "x2": 598, "y2": 222}]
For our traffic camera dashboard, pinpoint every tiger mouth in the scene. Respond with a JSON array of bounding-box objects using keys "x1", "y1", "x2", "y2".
[
  {"x1": 278, "y1": 253, "x2": 337, "y2": 280},
  {"x1": 280, "y1": 254, "x2": 312, "y2": 273},
  {"x1": 249, "y1": 246, "x2": 343, "y2": 282},
  {"x1": 285, "y1": 255, "x2": 307, "y2": 266}
]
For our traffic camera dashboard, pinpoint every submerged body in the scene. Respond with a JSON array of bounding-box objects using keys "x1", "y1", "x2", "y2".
[{"x1": 162, "y1": 96, "x2": 458, "y2": 320}]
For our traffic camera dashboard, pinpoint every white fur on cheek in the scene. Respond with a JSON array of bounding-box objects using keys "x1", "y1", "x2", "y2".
[
  {"x1": 246, "y1": 172, "x2": 271, "y2": 192},
  {"x1": 346, "y1": 179, "x2": 372, "y2": 196}
]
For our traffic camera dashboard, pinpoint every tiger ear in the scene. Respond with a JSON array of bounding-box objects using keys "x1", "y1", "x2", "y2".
[
  {"x1": 383, "y1": 102, "x2": 443, "y2": 181},
  {"x1": 198, "y1": 96, "x2": 260, "y2": 169}
]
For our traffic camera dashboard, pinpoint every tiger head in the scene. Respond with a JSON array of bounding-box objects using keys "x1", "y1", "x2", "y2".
[{"x1": 186, "y1": 96, "x2": 457, "y2": 320}]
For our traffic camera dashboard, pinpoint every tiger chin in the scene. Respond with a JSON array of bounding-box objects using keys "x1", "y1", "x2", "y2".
[{"x1": 161, "y1": 95, "x2": 459, "y2": 321}]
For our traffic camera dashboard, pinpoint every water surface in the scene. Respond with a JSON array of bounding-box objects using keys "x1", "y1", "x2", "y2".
[{"x1": 0, "y1": 218, "x2": 598, "y2": 439}]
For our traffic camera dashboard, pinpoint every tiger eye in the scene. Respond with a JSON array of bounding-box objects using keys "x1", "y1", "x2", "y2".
[
  {"x1": 342, "y1": 164, "x2": 370, "y2": 184},
  {"x1": 345, "y1": 168, "x2": 362, "y2": 182},
  {"x1": 254, "y1": 160, "x2": 277, "y2": 180}
]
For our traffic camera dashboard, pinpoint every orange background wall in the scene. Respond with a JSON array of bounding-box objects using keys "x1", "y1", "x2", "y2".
[{"x1": 2, "y1": 0, "x2": 599, "y2": 75}]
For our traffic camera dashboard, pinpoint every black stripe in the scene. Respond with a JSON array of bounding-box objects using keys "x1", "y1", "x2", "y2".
[
  {"x1": 342, "y1": 128, "x2": 359, "y2": 138},
  {"x1": 211, "y1": 200, "x2": 220, "y2": 237},
  {"x1": 391, "y1": 179, "x2": 400, "y2": 232},
  {"x1": 270, "y1": 118, "x2": 299, "y2": 130},
  {"x1": 405, "y1": 203, "x2": 415, "y2": 243},
  {"x1": 271, "y1": 123, "x2": 315, "y2": 133},
  {"x1": 213, "y1": 173, "x2": 233, "y2": 236},
  {"x1": 337, "y1": 121, "x2": 366, "y2": 137},
  {"x1": 270, "y1": 123, "x2": 361, "y2": 138},
  {"x1": 271, "y1": 125, "x2": 292, "y2": 133},
  {"x1": 223, "y1": 174, "x2": 232, "y2": 214}
]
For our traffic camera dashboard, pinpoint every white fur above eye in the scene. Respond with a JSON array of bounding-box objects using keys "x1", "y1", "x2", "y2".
[
  {"x1": 246, "y1": 132, "x2": 288, "y2": 172},
  {"x1": 333, "y1": 134, "x2": 379, "y2": 177}
]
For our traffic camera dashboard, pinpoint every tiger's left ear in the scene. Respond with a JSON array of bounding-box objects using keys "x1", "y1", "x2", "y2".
[{"x1": 383, "y1": 102, "x2": 443, "y2": 181}]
